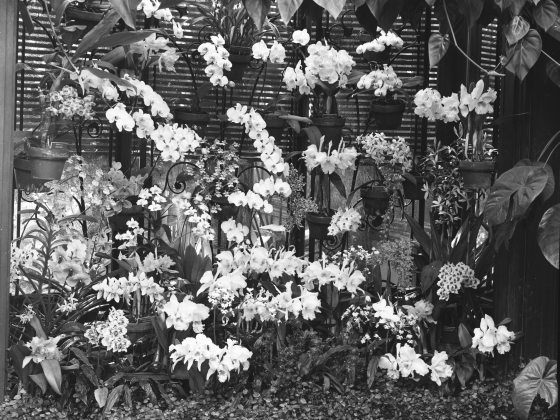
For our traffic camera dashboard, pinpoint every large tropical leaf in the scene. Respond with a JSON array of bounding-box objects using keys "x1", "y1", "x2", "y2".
[
  {"x1": 513, "y1": 357, "x2": 558, "y2": 419},
  {"x1": 74, "y1": 10, "x2": 121, "y2": 61},
  {"x1": 538, "y1": 203, "x2": 560, "y2": 269},
  {"x1": 514, "y1": 160, "x2": 555, "y2": 202},
  {"x1": 314, "y1": 0, "x2": 347, "y2": 18},
  {"x1": 533, "y1": 0, "x2": 558, "y2": 31},
  {"x1": 243, "y1": 0, "x2": 271, "y2": 29},
  {"x1": 505, "y1": 29, "x2": 542, "y2": 81},
  {"x1": 505, "y1": 15, "x2": 530, "y2": 45},
  {"x1": 428, "y1": 33, "x2": 450, "y2": 68},
  {"x1": 485, "y1": 165, "x2": 549, "y2": 226},
  {"x1": 365, "y1": 0, "x2": 404, "y2": 31},
  {"x1": 109, "y1": 0, "x2": 140, "y2": 28},
  {"x1": 277, "y1": 0, "x2": 304, "y2": 23}
]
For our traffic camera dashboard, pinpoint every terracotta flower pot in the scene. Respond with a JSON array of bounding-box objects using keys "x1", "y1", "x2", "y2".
[
  {"x1": 459, "y1": 160, "x2": 495, "y2": 190},
  {"x1": 371, "y1": 99, "x2": 406, "y2": 130},
  {"x1": 226, "y1": 49, "x2": 252, "y2": 82},
  {"x1": 311, "y1": 114, "x2": 346, "y2": 148},
  {"x1": 306, "y1": 212, "x2": 333, "y2": 240},
  {"x1": 363, "y1": 47, "x2": 391, "y2": 64},
  {"x1": 403, "y1": 174, "x2": 425, "y2": 200},
  {"x1": 173, "y1": 108, "x2": 211, "y2": 137},
  {"x1": 28, "y1": 145, "x2": 69, "y2": 181},
  {"x1": 361, "y1": 186, "x2": 390, "y2": 217},
  {"x1": 262, "y1": 114, "x2": 286, "y2": 141}
]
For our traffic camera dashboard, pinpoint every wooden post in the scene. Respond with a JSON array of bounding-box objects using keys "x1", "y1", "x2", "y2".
[{"x1": 0, "y1": 0, "x2": 18, "y2": 400}]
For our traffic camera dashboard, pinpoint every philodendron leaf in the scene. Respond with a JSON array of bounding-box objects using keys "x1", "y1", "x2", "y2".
[
  {"x1": 94, "y1": 387, "x2": 109, "y2": 408},
  {"x1": 485, "y1": 165, "x2": 549, "y2": 226},
  {"x1": 314, "y1": 0, "x2": 346, "y2": 18},
  {"x1": 278, "y1": 0, "x2": 304, "y2": 23},
  {"x1": 505, "y1": 15, "x2": 530, "y2": 45},
  {"x1": 243, "y1": 0, "x2": 271, "y2": 29},
  {"x1": 513, "y1": 356, "x2": 558, "y2": 420},
  {"x1": 428, "y1": 33, "x2": 450, "y2": 68},
  {"x1": 533, "y1": 0, "x2": 558, "y2": 31},
  {"x1": 546, "y1": 61, "x2": 560, "y2": 88},
  {"x1": 538, "y1": 203, "x2": 560, "y2": 269},
  {"x1": 505, "y1": 29, "x2": 542, "y2": 81},
  {"x1": 514, "y1": 159, "x2": 555, "y2": 201}
]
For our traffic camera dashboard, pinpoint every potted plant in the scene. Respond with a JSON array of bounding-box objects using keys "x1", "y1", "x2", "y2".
[
  {"x1": 356, "y1": 30, "x2": 404, "y2": 65},
  {"x1": 356, "y1": 132, "x2": 412, "y2": 218},
  {"x1": 283, "y1": 39, "x2": 356, "y2": 147},
  {"x1": 414, "y1": 80, "x2": 497, "y2": 189},
  {"x1": 65, "y1": 0, "x2": 111, "y2": 25}
]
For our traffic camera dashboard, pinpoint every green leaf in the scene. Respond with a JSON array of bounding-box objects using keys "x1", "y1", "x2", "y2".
[
  {"x1": 547, "y1": 17, "x2": 560, "y2": 42},
  {"x1": 420, "y1": 261, "x2": 442, "y2": 293},
  {"x1": 514, "y1": 159, "x2": 555, "y2": 201},
  {"x1": 30, "y1": 373, "x2": 48, "y2": 394},
  {"x1": 455, "y1": 353, "x2": 475, "y2": 387},
  {"x1": 366, "y1": 0, "x2": 404, "y2": 31},
  {"x1": 505, "y1": 29, "x2": 542, "y2": 81},
  {"x1": 109, "y1": 0, "x2": 140, "y2": 28},
  {"x1": 485, "y1": 165, "x2": 549, "y2": 226},
  {"x1": 95, "y1": 387, "x2": 109, "y2": 408},
  {"x1": 103, "y1": 385, "x2": 124, "y2": 416},
  {"x1": 40, "y1": 359, "x2": 62, "y2": 395},
  {"x1": 458, "y1": 323, "x2": 473, "y2": 348},
  {"x1": 243, "y1": 0, "x2": 271, "y2": 29},
  {"x1": 278, "y1": 0, "x2": 304, "y2": 23},
  {"x1": 404, "y1": 213, "x2": 433, "y2": 257},
  {"x1": 314, "y1": 0, "x2": 346, "y2": 18},
  {"x1": 74, "y1": 10, "x2": 122, "y2": 61},
  {"x1": 367, "y1": 356, "x2": 380, "y2": 388},
  {"x1": 428, "y1": 33, "x2": 450, "y2": 68},
  {"x1": 329, "y1": 172, "x2": 347, "y2": 198},
  {"x1": 96, "y1": 30, "x2": 159, "y2": 49},
  {"x1": 505, "y1": 15, "x2": 530, "y2": 45},
  {"x1": 546, "y1": 61, "x2": 560, "y2": 89},
  {"x1": 538, "y1": 204, "x2": 560, "y2": 269},
  {"x1": 513, "y1": 357, "x2": 558, "y2": 420},
  {"x1": 533, "y1": 0, "x2": 558, "y2": 31}
]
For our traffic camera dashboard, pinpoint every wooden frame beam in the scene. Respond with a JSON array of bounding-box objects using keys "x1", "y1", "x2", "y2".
[{"x1": 0, "y1": 0, "x2": 18, "y2": 400}]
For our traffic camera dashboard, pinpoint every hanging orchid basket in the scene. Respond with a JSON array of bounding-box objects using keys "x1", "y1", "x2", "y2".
[
  {"x1": 306, "y1": 212, "x2": 333, "y2": 240},
  {"x1": 226, "y1": 47, "x2": 252, "y2": 82},
  {"x1": 28, "y1": 144, "x2": 69, "y2": 182},
  {"x1": 459, "y1": 160, "x2": 495, "y2": 190},
  {"x1": 360, "y1": 186, "x2": 390, "y2": 217},
  {"x1": 66, "y1": 0, "x2": 110, "y2": 24},
  {"x1": 173, "y1": 108, "x2": 211, "y2": 137},
  {"x1": 371, "y1": 99, "x2": 406, "y2": 130},
  {"x1": 311, "y1": 114, "x2": 346, "y2": 148}
]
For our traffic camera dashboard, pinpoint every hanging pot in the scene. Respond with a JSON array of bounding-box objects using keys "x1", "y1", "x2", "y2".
[
  {"x1": 363, "y1": 47, "x2": 391, "y2": 64},
  {"x1": 402, "y1": 174, "x2": 425, "y2": 200},
  {"x1": 13, "y1": 157, "x2": 47, "y2": 191},
  {"x1": 127, "y1": 317, "x2": 155, "y2": 344},
  {"x1": 173, "y1": 108, "x2": 211, "y2": 137},
  {"x1": 226, "y1": 48, "x2": 252, "y2": 82},
  {"x1": 459, "y1": 160, "x2": 495, "y2": 190},
  {"x1": 311, "y1": 114, "x2": 346, "y2": 148},
  {"x1": 262, "y1": 114, "x2": 286, "y2": 141},
  {"x1": 306, "y1": 212, "x2": 333, "y2": 240},
  {"x1": 28, "y1": 145, "x2": 69, "y2": 181},
  {"x1": 66, "y1": 0, "x2": 110, "y2": 23},
  {"x1": 212, "y1": 195, "x2": 239, "y2": 222},
  {"x1": 370, "y1": 99, "x2": 406, "y2": 130},
  {"x1": 361, "y1": 186, "x2": 390, "y2": 217}
]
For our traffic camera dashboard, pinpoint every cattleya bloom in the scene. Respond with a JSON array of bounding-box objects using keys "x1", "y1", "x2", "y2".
[
  {"x1": 395, "y1": 344, "x2": 430, "y2": 378},
  {"x1": 292, "y1": 29, "x2": 310, "y2": 46},
  {"x1": 23, "y1": 336, "x2": 63, "y2": 367},
  {"x1": 403, "y1": 300, "x2": 435, "y2": 324},
  {"x1": 459, "y1": 79, "x2": 497, "y2": 117},
  {"x1": 379, "y1": 353, "x2": 400, "y2": 379},
  {"x1": 328, "y1": 207, "x2": 362, "y2": 236},
  {"x1": 162, "y1": 294, "x2": 210, "y2": 332},
  {"x1": 429, "y1": 351, "x2": 453, "y2": 385},
  {"x1": 472, "y1": 314, "x2": 515, "y2": 355}
]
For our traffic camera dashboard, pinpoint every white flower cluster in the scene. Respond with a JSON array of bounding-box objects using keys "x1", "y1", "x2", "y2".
[
  {"x1": 137, "y1": 0, "x2": 174, "y2": 21},
  {"x1": 436, "y1": 262, "x2": 480, "y2": 301},
  {"x1": 472, "y1": 314, "x2": 515, "y2": 355},
  {"x1": 221, "y1": 218, "x2": 249, "y2": 244},
  {"x1": 379, "y1": 346, "x2": 453, "y2": 386},
  {"x1": 302, "y1": 258, "x2": 365, "y2": 295},
  {"x1": 251, "y1": 40, "x2": 286, "y2": 64},
  {"x1": 169, "y1": 334, "x2": 252, "y2": 383},
  {"x1": 84, "y1": 308, "x2": 131, "y2": 353},
  {"x1": 149, "y1": 122, "x2": 201, "y2": 162},
  {"x1": 227, "y1": 190, "x2": 273, "y2": 214},
  {"x1": 284, "y1": 42, "x2": 355, "y2": 92},
  {"x1": 93, "y1": 271, "x2": 165, "y2": 304},
  {"x1": 138, "y1": 252, "x2": 176, "y2": 274},
  {"x1": 17, "y1": 305, "x2": 36, "y2": 324},
  {"x1": 46, "y1": 85, "x2": 95, "y2": 120},
  {"x1": 57, "y1": 294, "x2": 79, "y2": 314},
  {"x1": 198, "y1": 35, "x2": 233, "y2": 87},
  {"x1": 226, "y1": 104, "x2": 286, "y2": 174},
  {"x1": 10, "y1": 242, "x2": 39, "y2": 295},
  {"x1": 357, "y1": 132, "x2": 412, "y2": 172},
  {"x1": 137, "y1": 185, "x2": 168, "y2": 211},
  {"x1": 252, "y1": 176, "x2": 292, "y2": 199},
  {"x1": 172, "y1": 192, "x2": 215, "y2": 241},
  {"x1": 414, "y1": 79, "x2": 496, "y2": 123},
  {"x1": 240, "y1": 282, "x2": 321, "y2": 322},
  {"x1": 328, "y1": 207, "x2": 362, "y2": 236},
  {"x1": 115, "y1": 219, "x2": 146, "y2": 250},
  {"x1": 356, "y1": 65, "x2": 403, "y2": 97},
  {"x1": 356, "y1": 30, "x2": 404, "y2": 54},
  {"x1": 292, "y1": 29, "x2": 310, "y2": 46},
  {"x1": 302, "y1": 138, "x2": 358, "y2": 174},
  {"x1": 162, "y1": 294, "x2": 210, "y2": 332},
  {"x1": 23, "y1": 336, "x2": 63, "y2": 367}
]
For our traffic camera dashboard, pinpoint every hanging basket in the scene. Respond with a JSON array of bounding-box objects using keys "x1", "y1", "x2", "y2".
[
  {"x1": 363, "y1": 47, "x2": 391, "y2": 64},
  {"x1": 66, "y1": 1, "x2": 110, "y2": 23},
  {"x1": 262, "y1": 114, "x2": 286, "y2": 141},
  {"x1": 127, "y1": 317, "x2": 155, "y2": 344},
  {"x1": 28, "y1": 145, "x2": 69, "y2": 182},
  {"x1": 370, "y1": 99, "x2": 406, "y2": 130},
  {"x1": 13, "y1": 157, "x2": 47, "y2": 191},
  {"x1": 306, "y1": 212, "x2": 333, "y2": 240},
  {"x1": 361, "y1": 186, "x2": 390, "y2": 217},
  {"x1": 226, "y1": 48, "x2": 252, "y2": 82},
  {"x1": 212, "y1": 195, "x2": 239, "y2": 222},
  {"x1": 173, "y1": 108, "x2": 211, "y2": 137},
  {"x1": 402, "y1": 174, "x2": 425, "y2": 200},
  {"x1": 311, "y1": 114, "x2": 346, "y2": 148},
  {"x1": 459, "y1": 160, "x2": 495, "y2": 190}
]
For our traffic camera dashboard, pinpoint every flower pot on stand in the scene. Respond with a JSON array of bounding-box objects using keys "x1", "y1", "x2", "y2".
[
  {"x1": 173, "y1": 108, "x2": 211, "y2": 137},
  {"x1": 311, "y1": 114, "x2": 346, "y2": 148},
  {"x1": 28, "y1": 144, "x2": 70, "y2": 182},
  {"x1": 360, "y1": 186, "x2": 390, "y2": 217},
  {"x1": 371, "y1": 99, "x2": 406, "y2": 130},
  {"x1": 262, "y1": 114, "x2": 286, "y2": 141},
  {"x1": 459, "y1": 160, "x2": 495, "y2": 190},
  {"x1": 13, "y1": 157, "x2": 47, "y2": 192},
  {"x1": 226, "y1": 48, "x2": 252, "y2": 82},
  {"x1": 402, "y1": 174, "x2": 425, "y2": 200},
  {"x1": 363, "y1": 48, "x2": 391, "y2": 64},
  {"x1": 306, "y1": 212, "x2": 333, "y2": 240}
]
